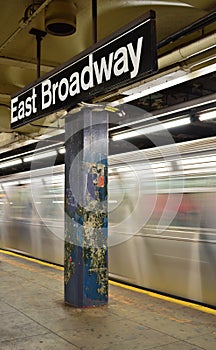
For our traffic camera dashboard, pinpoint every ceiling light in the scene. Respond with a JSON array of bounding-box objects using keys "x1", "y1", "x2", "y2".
[
  {"x1": 123, "y1": 1, "x2": 192, "y2": 7},
  {"x1": 110, "y1": 63, "x2": 216, "y2": 107},
  {"x1": 183, "y1": 161, "x2": 216, "y2": 170},
  {"x1": 180, "y1": 167, "x2": 216, "y2": 176},
  {"x1": 0, "y1": 159, "x2": 22, "y2": 169},
  {"x1": 163, "y1": 117, "x2": 190, "y2": 128},
  {"x1": 112, "y1": 117, "x2": 190, "y2": 141},
  {"x1": 182, "y1": 155, "x2": 216, "y2": 165},
  {"x1": 58, "y1": 147, "x2": 65, "y2": 154},
  {"x1": 199, "y1": 110, "x2": 216, "y2": 121},
  {"x1": 109, "y1": 93, "x2": 216, "y2": 134},
  {"x1": 23, "y1": 150, "x2": 57, "y2": 162},
  {"x1": 4, "y1": 181, "x2": 19, "y2": 186},
  {"x1": 45, "y1": 0, "x2": 76, "y2": 36}
]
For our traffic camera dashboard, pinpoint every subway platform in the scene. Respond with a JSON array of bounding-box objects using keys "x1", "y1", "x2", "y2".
[{"x1": 0, "y1": 249, "x2": 215, "y2": 350}]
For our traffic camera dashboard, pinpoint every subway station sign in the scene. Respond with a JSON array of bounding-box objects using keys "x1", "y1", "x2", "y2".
[{"x1": 11, "y1": 10, "x2": 157, "y2": 129}]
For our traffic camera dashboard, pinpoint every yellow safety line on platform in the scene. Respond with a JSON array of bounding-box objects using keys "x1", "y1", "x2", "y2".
[
  {"x1": 0, "y1": 249, "x2": 63, "y2": 271},
  {"x1": 1, "y1": 249, "x2": 215, "y2": 315},
  {"x1": 109, "y1": 280, "x2": 216, "y2": 316}
]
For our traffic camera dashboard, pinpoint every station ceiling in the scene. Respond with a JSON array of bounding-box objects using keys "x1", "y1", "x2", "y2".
[{"x1": 0, "y1": 0, "x2": 216, "y2": 149}]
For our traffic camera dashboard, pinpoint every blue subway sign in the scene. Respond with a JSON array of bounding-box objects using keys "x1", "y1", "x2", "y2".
[{"x1": 11, "y1": 10, "x2": 157, "y2": 129}]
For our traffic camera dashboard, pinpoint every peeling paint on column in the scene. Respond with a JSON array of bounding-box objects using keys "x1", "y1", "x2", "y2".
[{"x1": 64, "y1": 107, "x2": 108, "y2": 307}]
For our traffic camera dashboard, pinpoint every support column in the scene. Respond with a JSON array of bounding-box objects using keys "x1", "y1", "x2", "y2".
[{"x1": 64, "y1": 107, "x2": 108, "y2": 307}]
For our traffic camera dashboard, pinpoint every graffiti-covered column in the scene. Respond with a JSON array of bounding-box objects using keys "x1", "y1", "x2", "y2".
[{"x1": 64, "y1": 107, "x2": 108, "y2": 307}]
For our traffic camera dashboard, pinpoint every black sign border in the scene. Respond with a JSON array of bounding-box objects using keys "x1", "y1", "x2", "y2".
[{"x1": 11, "y1": 10, "x2": 157, "y2": 129}]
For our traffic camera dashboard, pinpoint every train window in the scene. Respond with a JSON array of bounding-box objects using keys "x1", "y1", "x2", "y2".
[{"x1": 31, "y1": 175, "x2": 64, "y2": 221}]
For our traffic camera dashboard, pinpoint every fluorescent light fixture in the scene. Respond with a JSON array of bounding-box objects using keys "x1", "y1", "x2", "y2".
[
  {"x1": 110, "y1": 63, "x2": 216, "y2": 107},
  {"x1": 180, "y1": 167, "x2": 216, "y2": 176},
  {"x1": 20, "y1": 179, "x2": 31, "y2": 184},
  {"x1": 58, "y1": 147, "x2": 66, "y2": 154},
  {"x1": 109, "y1": 93, "x2": 216, "y2": 133},
  {"x1": 182, "y1": 155, "x2": 216, "y2": 165},
  {"x1": 183, "y1": 161, "x2": 216, "y2": 170},
  {"x1": 199, "y1": 110, "x2": 216, "y2": 121},
  {"x1": 123, "y1": 1, "x2": 192, "y2": 7},
  {"x1": 112, "y1": 117, "x2": 190, "y2": 141},
  {"x1": 0, "y1": 158, "x2": 22, "y2": 168},
  {"x1": 4, "y1": 181, "x2": 19, "y2": 186},
  {"x1": 23, "y1": 150, "x2": 57, "y2": 162},
  {"x1": 163, "y1": 117, "x2": 190, "y2": 128},
  {"x1": 0, "y1": 142, "x2": 63, "y2": 165}
]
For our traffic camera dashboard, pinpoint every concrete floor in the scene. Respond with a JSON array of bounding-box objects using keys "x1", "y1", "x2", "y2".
[{"x1": 0, "y1": 250, "x2": 215, "y2": 350}]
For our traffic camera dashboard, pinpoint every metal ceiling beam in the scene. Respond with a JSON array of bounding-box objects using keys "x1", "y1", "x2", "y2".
[
  {"x1": 158, "y1": 10, "x2": 216, "y2": 49},
  {"x1": 0, "y1": 93, "x2": 11, "y2": 102},
  {"x1": 0, "y1": 56, "x2": 54, "y2": 72}
]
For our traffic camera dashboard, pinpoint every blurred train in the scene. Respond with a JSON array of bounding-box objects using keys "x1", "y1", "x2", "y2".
[{"x1": 0, "y1": 136, "x2": 216, "y2": 308}]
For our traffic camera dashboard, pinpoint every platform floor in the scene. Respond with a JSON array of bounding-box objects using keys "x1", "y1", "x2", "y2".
[{"x1": 0, "y1": 250, "x2": 215, "y2": 350}]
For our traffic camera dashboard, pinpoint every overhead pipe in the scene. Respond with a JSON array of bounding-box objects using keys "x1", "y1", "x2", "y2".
[
  {"x1": 0, "y1": 56, "x2": 54, "y2": 72},
  {"x1": 158, "y1": 11, "x2": 216, "y2": 49},
  {"x1": 29, "y1": 28, "x2": 47, "y2": 79},
  {"x1": 92, "y1": 0, "x2": 97, "y2": 44},
  {"x1": 158, "y1": 31, "x2": 216, "y2": 70}
]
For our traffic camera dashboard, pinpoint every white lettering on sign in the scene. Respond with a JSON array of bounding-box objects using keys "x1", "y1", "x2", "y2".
[
  {"x1": 80, "y1": 54, "x2": 94, "y2": 91},
  {"x1": 40, "y1": 36, "x2": 144, "y2": 111},
  {"x1": 127, "y1": 37, "x2": 143, "y2": 78},
  {"x1": 94, "y1": 53, "x2": 114, "y2": 84},
  {"x1": 11, "y1": 88, "x2": 37, "y2": 123}
]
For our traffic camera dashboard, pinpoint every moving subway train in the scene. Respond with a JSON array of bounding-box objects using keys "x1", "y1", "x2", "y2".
[{"x1": 0, "y1": 136, "x2": 216, "y2": 307}]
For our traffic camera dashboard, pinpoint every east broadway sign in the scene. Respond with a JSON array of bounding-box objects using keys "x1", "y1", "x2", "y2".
[{"x1": 11, "y1": 10, "x2": 158, "y2": 129}]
